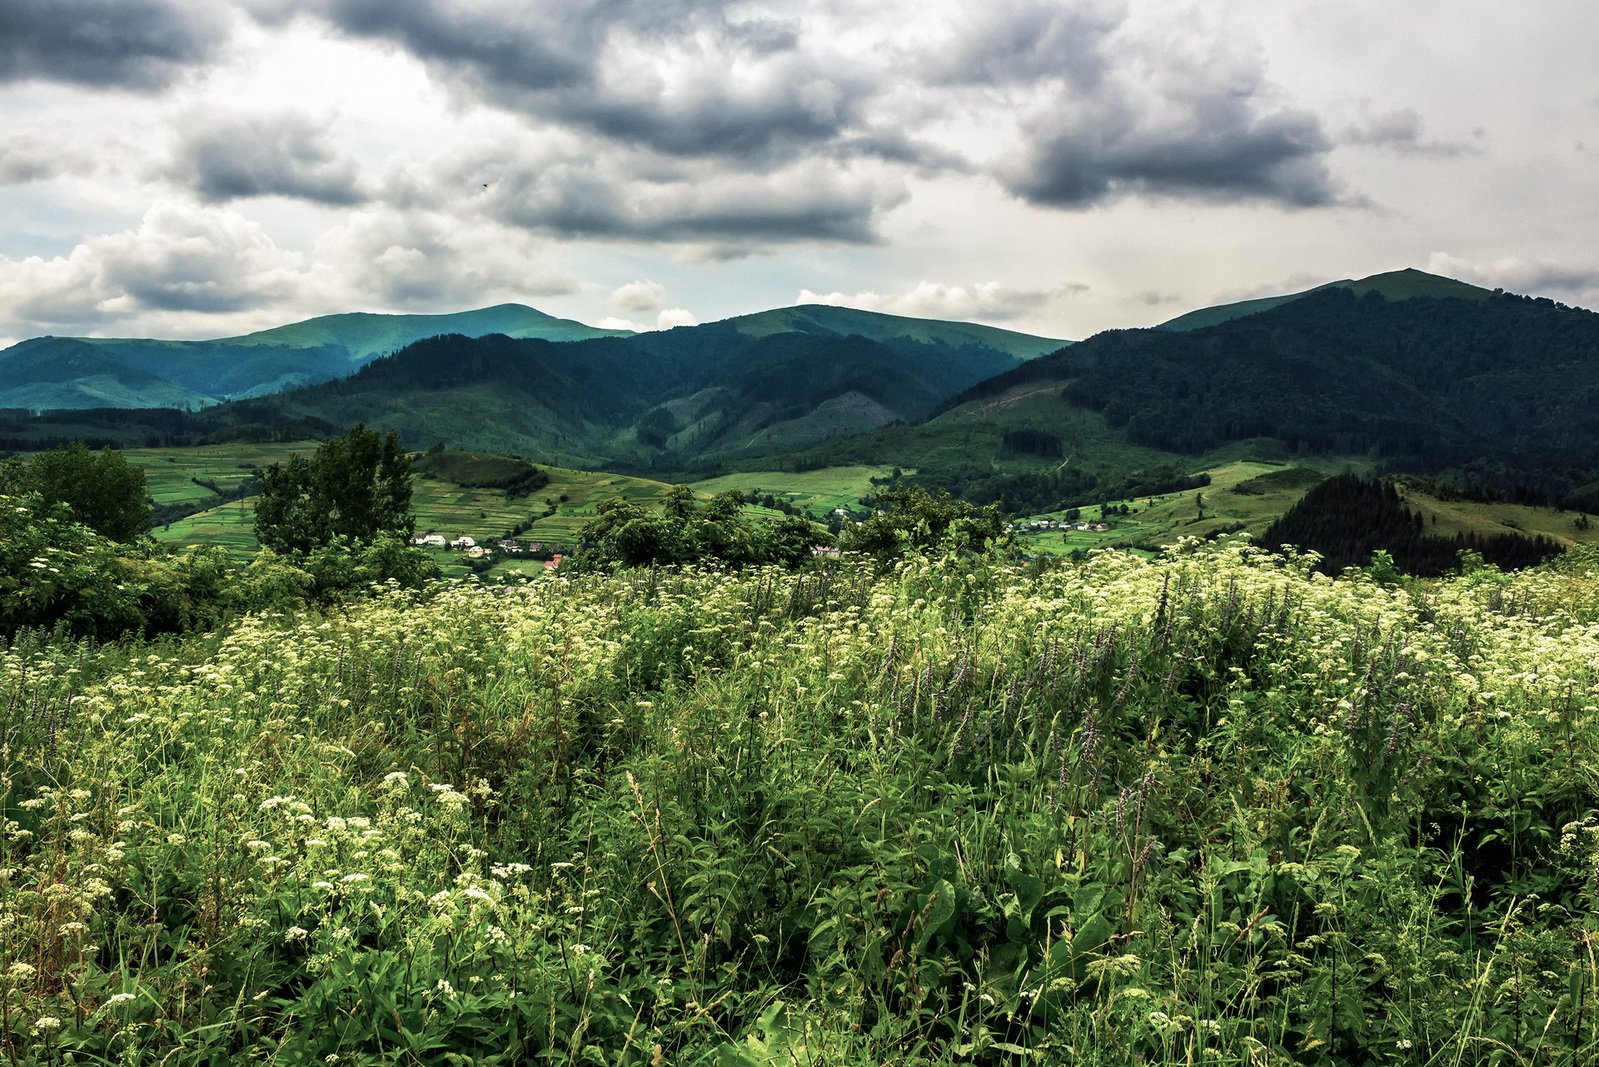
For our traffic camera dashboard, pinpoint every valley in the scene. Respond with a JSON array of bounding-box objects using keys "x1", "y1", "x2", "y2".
[
  {"x1": 6, "y1": 268, "x2": 1599, "y2": 1067},
  {"x1": 11, "y1": 266, "x2": 1594, "y2": 575}
]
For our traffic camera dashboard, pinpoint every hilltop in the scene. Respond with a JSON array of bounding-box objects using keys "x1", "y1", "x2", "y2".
[
  {"x1": 771, "y1": 270, "x2": 1599, "y2": 519},
  {"x1": 0, "y1": 304, "x2": 628, "y2": 411},
  {"x1": 0, "y1": 304, "x2": 1064, "y2": 470},
  {"x1": 1154, "y1": 267, "x2": 1496, "y2": 331}
]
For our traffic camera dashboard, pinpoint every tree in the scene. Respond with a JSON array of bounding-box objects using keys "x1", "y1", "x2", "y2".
[
  {"x1": 254, "y1": 424, "x2": 414, "y2": 554},
  {"x1": 0, "y1": 441, "x2": 149, "y2": 541},
  {"x1": 578, "y1": 488, "x2": 830, "y2": 569},
  {"x1": 840, "y1": 487, "x2": 1010, "y2": 566}
]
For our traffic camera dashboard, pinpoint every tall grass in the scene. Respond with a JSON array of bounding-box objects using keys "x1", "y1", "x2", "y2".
[{"x1": 3, "y1": 541, "x2": 1598, "y2": 1064}]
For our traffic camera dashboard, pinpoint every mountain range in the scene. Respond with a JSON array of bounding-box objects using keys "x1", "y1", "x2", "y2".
[
  {"x1": 4, "y1": 268, "x2": 1597, "y2": 510},
  {"x1": 0, "y1": 304, "x2": 628, "y2": 411}
]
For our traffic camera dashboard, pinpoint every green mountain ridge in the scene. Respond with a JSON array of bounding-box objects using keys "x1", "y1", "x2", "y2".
[
  {"x1": 724, "y1": 303, "x2": 1068, "y2": 357},
  {"x1": 1156, "y1": 267, "x2": 1494, "y2": 331},
  {"x1": 895, "y1": 275, "x2": 1599, "y2": 514},
  {"x1": 0, "y1": 305, "x2": 1057, "y2": 472},
  {"x1": 9, "y1": 268, "x2": 1598, "y2": 528},
  {"x1": 0, "y1": 304, "x2": 630, "y2": 411}
]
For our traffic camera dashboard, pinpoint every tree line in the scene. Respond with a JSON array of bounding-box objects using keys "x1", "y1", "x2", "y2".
[{"x1": 1261, "y1": 474, "x2": 1564, "y2": 576}]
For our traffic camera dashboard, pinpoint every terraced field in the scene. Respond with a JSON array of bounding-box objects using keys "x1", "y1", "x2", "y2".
[{"x1": 134, "y1": 444, "x2": 673, "y2": 564}]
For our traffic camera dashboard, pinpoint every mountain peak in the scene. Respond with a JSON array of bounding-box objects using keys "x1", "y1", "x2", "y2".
[
  {"x1": 1158, "y1": 267, "x2": 1494, "y2": 332},
  {"x1": 716, "y1": 303, "x2": 1068, "y2": 358},
  {"x1": 1339, "y1": 268, "x2": 1493, "y2": 302}
]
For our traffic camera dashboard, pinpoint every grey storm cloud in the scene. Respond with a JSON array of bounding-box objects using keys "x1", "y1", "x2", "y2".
[
  {"x1": 292, "y1": 0, "x2": 878, "y2": 164},
  {"x1": 313, "y1": 0, "x2": 592, "y2": 93},
  {"x1": 450, "y1": 148, "x2": 903, "y2": 247},
  {"x1": 1003, "y1": 39, "x2": 1343, "y2": 212},
  {"x1": 273, "y1": 0, "x2": 1354, "y2": 221},
  {"x1": 0, "y1": 0, "x2": 228, "y2": 90},
  {"x1": 1009, "y1": 104, "x2": 1339, "y2": 208},
  {"x1": 924, "y1": 0, "x2": 1125, "y2": 89},
  {"x1": 175, "y1": 113, "x2": 367, "y2": 205}
]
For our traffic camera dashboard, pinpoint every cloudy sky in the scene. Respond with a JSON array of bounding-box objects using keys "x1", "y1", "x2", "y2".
[{"x1": 1, "y1": 0, "x2": 1595, "y2": 348}]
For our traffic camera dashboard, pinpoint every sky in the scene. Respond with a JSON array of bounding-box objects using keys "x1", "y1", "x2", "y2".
[{"x1": 1, "y1": 0, "x2": 1595, "y2": 349}]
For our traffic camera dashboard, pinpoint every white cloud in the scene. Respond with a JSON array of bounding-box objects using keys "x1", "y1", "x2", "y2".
[
  {"x1": 596, "y1": 307, "x2": 699, "y2": 332},
  {"x1": 0, "y1": 202, "x2": 308, "y2": 335},
  {"x1": 795, "y1": 281, "x2": 1081, "y2": 328},
  {"x1": 309, "y1": 208, "x2": 579, "y2": 312},
  {"x1": 608, "y1": 280, "x2": 667, "y2": 315},
  {"x1": 655, "y1": 308, "x2": 698, "y2": 329},
  {"x1": 1425, "y1": 252, "x2": 1599, "y2": 305}
]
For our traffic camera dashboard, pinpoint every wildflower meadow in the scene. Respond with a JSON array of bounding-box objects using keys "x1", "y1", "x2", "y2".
[{"x1": 3, "y1": 540, "x2": 1598, "y2": 1064}]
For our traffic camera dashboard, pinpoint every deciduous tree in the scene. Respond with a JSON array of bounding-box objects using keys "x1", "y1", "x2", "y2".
[{"x1": 254, "y1": 424, "x2": 413, "y2": 553}]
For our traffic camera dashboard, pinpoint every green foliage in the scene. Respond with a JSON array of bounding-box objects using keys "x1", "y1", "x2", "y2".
[
  {"x1": 0, "y1": 441, "x2": 150, "y2": 541},
  {"x1": 0, "y1": 491, "x2": 250, "y2": 639},
  {"x1": 0, "y1": 478, "x2": 437, "y2": 640},
  {"x1": 254, "y1": 423, "x2": 413, "y2": 553},
  {"x1": 840, "y1": 485, "x2": 1011, "y2": 565},
  {"x1": 1, "y1": 544, "x2": 1596, "y2": 1062},
  {"x1": 579, "y1": 487, "x2": 831, "y2": 568},
  {"x1": 1264, "y1": 473, "x2": 1565, "y2": 576}
]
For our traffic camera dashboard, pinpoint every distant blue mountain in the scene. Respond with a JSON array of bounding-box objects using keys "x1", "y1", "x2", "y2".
[{"x1": 0, "y1": 304, "x2": 630, "y2": 411}]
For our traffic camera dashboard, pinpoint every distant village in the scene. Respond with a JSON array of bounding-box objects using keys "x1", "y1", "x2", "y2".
[
  {"x1": 410, "y1": 510, "x2": 1113, "y2": 571},
  {"x1": 1011, "y1": 518, "x2": 1112, "y2": 533},
  {"x1": 412, "y1": 533, "x2": 566, "y2": 569}
]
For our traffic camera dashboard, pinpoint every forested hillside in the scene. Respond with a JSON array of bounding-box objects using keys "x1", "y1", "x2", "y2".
[
  {"x1": 0, "y1": 307, "x2": 1045, "y2": 471},
  {"x1": 1260, "y1": 474, "x2": 1564, "y2": 575},
  {"x1": 939, "y1": 286, "x2": 1599, "y2": 507}
]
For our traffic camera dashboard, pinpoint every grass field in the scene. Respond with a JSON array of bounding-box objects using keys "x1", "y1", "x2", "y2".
[
  {"x1": 1397, "y1": 479, "x2": 1599, "y2": 547},
  {"x1": 689, "y1": 465, "x2": 906, "y2": 517},
  {"x1": 137, "y1": 445, "x2": 674, "y2": 565},
  {"x1": 1010, "y1": 458, "x2": 1599, "y2": 560},
  {"x1": 127, "y1": 442, "x2": 317, "y2": 511},
  {"x1": 1012, "y1": 459, "x2": 1347, "y2": 556},
  {"x1": 132, "y1": 443, "x2": 1599, "y2": 575}
]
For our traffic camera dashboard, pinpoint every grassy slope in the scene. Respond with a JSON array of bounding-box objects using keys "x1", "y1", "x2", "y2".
[
  {"x1": 1011, "y1": 460, "x2": 1599, "y2": 558},
  {"x1": 1396, "y1": 480, "x2": 1599, "y2": 547},
  {"x1": 128, "y1": 442, "x2": 316, "y2": 510},
  {"x1": 1010, "y1": 460, "x2": 1342, "y2": 555},
  {"x1": 689, "y1": 465, "x2": 905, "y2": 518},
  {"x1": 1157, "y1": 267, "x2": 1493, "y2": 331},
  {"x1": 137, "y1": 444, "x2": 673, "y2": 563},
  {"x1": 725, "y1": 304, "x2": 1069, "y2": 357},
  {"x1": 215, "y1": 303, "x2": 630, "y2": 358}
]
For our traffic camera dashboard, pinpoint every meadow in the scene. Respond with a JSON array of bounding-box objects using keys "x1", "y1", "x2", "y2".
[
  {"x1": 133, "y1": 444, "x2": 674, "y2": 568},
  {"x1": 4, "y1": 540, "x2": 1598, "y2": 1064}
]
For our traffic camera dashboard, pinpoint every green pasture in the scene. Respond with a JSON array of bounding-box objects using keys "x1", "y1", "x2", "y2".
[
  {"x1": 146, "y1": 446, "x2": 674, "y2": 561},
  {"x1": 1012, "y1": 459, "x2": 1335, "y2": 555},
  {"x1": 1397, "y1": 480, "x2": 1599, "y2": 547},
  {"x1": 8, "y1": 543, "x2": 1599, "y2": 1064},
  {"x1": 689, "y1": 464, "x2": 906, "y2": 517},
  {"x1": 127, "y1": 442, "x2": 319, "y2": 509}
]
